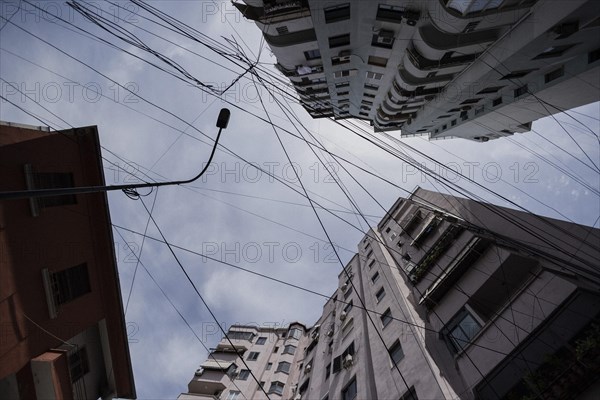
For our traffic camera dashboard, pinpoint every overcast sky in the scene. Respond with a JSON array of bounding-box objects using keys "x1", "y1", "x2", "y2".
[{"x1": 1, "y1": 1, "x2": 598, "y2": 398}]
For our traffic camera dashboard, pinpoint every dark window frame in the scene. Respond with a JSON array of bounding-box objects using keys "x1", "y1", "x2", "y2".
[
  {"x1": 329, "y1": 34, "x2": 350, "y2": 49},
  {"x1": 324, "y1": 3, "x2": 351, "y2": 24}
]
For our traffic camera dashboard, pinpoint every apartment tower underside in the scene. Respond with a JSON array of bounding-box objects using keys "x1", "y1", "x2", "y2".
[{"x1": 234, "y1": 0, "x2": 600, "y2": 142}]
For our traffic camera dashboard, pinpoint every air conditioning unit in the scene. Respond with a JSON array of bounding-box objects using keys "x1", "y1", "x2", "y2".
[
  {"x1": 294, "y1": 394, "x2": 302, "y2": 400},
  {"x1": 404, "y1": 10, "x2": 420, "y2": 26},
  {"x1": 337, "y1": 55, "x2": 351, "y2": 62},
  {"x1": 194, "y1": 368, "x2": 204, "y2": 376},
  {"x1": 311, "y1": 331, "x2": 319, "y2": 340},
  {"x1": 305, "y1": 364, "x2": 312, "y2": 372},
  {"x1": 326, "y1": 330, "x2": 334, "y2": 337},
  {"x1": 341, "y1": 283, "x2": 348, "y2": 291},
  {"x1": 340, "y1": 311, "x2": 347, "y2": 321},
  {"x1": 343, "y1": 354, "x2": 353, "y2": 368}
]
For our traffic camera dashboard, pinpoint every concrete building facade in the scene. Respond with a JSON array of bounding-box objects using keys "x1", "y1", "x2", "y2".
[
  {"x1": 182, "y1": 187, "x2": 599, "y2": 399},
  {"x1": 179, "y1": 323, "x2": 311, "y2": 399},
  {"x1": 234, "y1": 0, "x2": 600, "y2": 141},
  {"x1": 0, "y1": 122, "x2": 136, "y2": 399}
]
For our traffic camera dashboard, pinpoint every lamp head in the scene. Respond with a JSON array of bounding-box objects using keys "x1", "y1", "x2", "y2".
[{"x1": 216, "y1": 108, "x2": 231, "y2": 129}]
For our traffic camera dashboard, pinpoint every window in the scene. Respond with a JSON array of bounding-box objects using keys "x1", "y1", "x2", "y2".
[
  {"x1": 329, "y1": 34, "x2": 350, "y2": 48},
  {"x1": 463, "y1": 21, "x2": 480, "y2": 33},
  {"x1": 237, "y1": 369, "x2": 250, "y2": 380},
  {"x1": 389, "y1": 339, "x2": 404, "y2": 365},
  {"x1": 381, "y1": 308, "x2": 392, "y2": 328},
  {"x1": 446, "y1": 0, "x2": 503, "y2": 14},
  {"x1": 514, "y1": 84, "x2": 528, "y2": 98},
  {"x1": 343, "y1": 341, "x2": 355, "y2": 358},
  {"x1": 341, "y1": 318, "x2": 354, "y2": 339},
  {"x1": 228, "y1": 331, "x2": 255, "y2": 341},
  {"x1": 28, "y1": 169, "x2": 77, "y2": 209},
  {"x1": 273, "y1": 346, "x2": 279, "y2": 353},
  {"x1": 68, "y1": 347, "x2": 89, "y2": 382},
  {"x1": 247, "y1": 351, "x2": 260, "y2": 361},
  {"x1": 269, "y1": 381, "x2": 285, "y2": 395},
  {"x1": 366, "y1": 249, "x2": 373, "y2": 258},
  {"x1": 492, "y1": 97, "x2": 502, "y2": 107},
  {"x1": 366, "y1": 71, "x2": 383, "y2": 80},
  {"x1": 258, "y1": 382, "x2": 265, "y2": 390},
  {"x1": 276, "y1": 26, "x2": 289, "y2": 35},
  {"x1": 344, "y1": 300, "x2": 353, "y2": 313},
  {"x1": 335, "y1": 82, "x2": 350, "y2": 89},
  {"x1": 364, "y1": 83, "x2": 379, "y2": 91},
  {"x1": 359, "y1": 111, "x2": 369, "y2": 117},
  {"x1": 376, "y1": 4, "x2": 403, "y2": 23},
  {"x1": 342, "y1": 377, "x2": 357, "y2": 400},
  {"x1": 474, "y1": 105, "x2": 484, "y2": 115},
  {"x1": 477, "y1": 86, "x2": 505, "y2": 95},
  {"x1": 344, "y1": 286, "x2": 352, "y2": 299},
  {"x1": 334, "y1": 69, "x2": 357, "y2": 79},
  {"x1": 288, "y1": 327, "x2": 302, "y2": 340},
  {"x1": 451, "y1": 119, "x2": 457, "y2": 126},
  {"x1": 460, "y1": 98, "x2": 481, "y2": 105},
  {"x1": 333, "y1": 342, "x2": 355, "y2": 374},
  {"x1": 333, "y1": 356, "x2": 342, "y2": 374},
  {"x1": 445, "y1": 308, "x2": 482, "y2": 353},
  {"x1": 324, "y1": 3, "x2": 350, "y2": 23},
  {"x1": 375, "y1": 287, "x2": 385, "y2": 303},
  {"x1": 545, "y1": 66, "x2": 564, "y2": 83},
  {"x1": 276, "y1": 361, "x2": 291, "y2": 374},
  {"x1": 371, "y1": 271, "x2": 380, "y2": 284},
  {"x1": 368, "y1": 55, "x2": 388, "y2": 67},
  {"x1": 400, "y1": 386, "x2": 418, "y2": 400},
  {"x1": 304, "y1": 49, "x2": 321, "y2": 60},
  {"x1": 52, "y1": 263, "x2": 91, "y2": 305},
  {"x1": 283, "y1": 344, "x2": 296, "y2": 355},
  {"x1": 533, "y1": 44, "x2": 576, "y2": 60},
  {"x1": 266, "y1": 362, "x2": 273, "y2": 370},
  {"x1": 338, "y1": 91, "x2": 350, "y2": 97},
  {"x1": 372, "y1": 31, "x2": 395, "y2": 49},
  {"x1": 500, "y1": 69, "x2": 536, "y2": 80},
  {"x1": 256, "y1": 336, "x2": 267, "y2": 345},
  {"x1": 368, "y1": 259, "x2": 375, "y2": 269},
  {"x1": 325, "y1": 362, "x2": 331, "y2": 380},
  {"x1": 226, "y1": 391, "x2": 241, "y2": 400},
  {"x1": 364, "y1": 92, "x2": 375, "y2": 99}
]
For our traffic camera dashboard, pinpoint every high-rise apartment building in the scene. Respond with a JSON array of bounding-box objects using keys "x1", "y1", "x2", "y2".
[
  {"x1": 182, "y1": 187, "x2": 599, "y2": 399},
  {"x1": 234, "y1": 0, "x2": 600, "y2": 141},
  {"x1": 0, "y1": 122, "x2": 136, "y2": 399}
]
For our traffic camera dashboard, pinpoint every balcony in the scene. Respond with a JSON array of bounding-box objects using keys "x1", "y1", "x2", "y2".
[
  {"x1": 264, "y1": 28, "x2": 317, "y2": 47},
  {"x1": 405, "y1": 45, "x2": 479, "y2": 71},
  {"x1": 410, "y1": 224, "x2": 463, "y2": 283},
  {"x1": 419, "y1": 236, "x2": 490, "y2": 307},
  {"x1": 233, "y1": 0, "x2": 309, "y2": 22},
  {"x1": 396, "y1": 68, "x2": 454, "y2": 91},
  {"x1": 418, "y1": 23, "x2": 500, "y2": 51},
  {"x1": 264, "y1": 0, "x2": 304, "y2": 16}
]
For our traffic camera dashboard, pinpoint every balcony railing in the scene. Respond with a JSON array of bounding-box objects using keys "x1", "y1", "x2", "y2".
[
  {"x1": 406, "y1": 46, "x2": 479, "y2": 71},
  {"x1": 275, "y1": 63, "x2": 323, "y2": 78},
  {"x1": 264, "y1": 0, "x2": 303, "y2": 15}
]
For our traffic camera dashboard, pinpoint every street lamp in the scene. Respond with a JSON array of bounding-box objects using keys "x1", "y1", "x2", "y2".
[{"x1": 0, "y1": 108, "x2": 231, "y2": 201}]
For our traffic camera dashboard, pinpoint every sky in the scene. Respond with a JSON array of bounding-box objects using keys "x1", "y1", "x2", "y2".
[{"x1": 0, "y1": 1, "x2": 598, "y2": 398}]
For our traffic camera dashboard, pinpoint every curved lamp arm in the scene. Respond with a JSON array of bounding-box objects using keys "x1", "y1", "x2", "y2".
[{"x1": 0, "y1": 108, "x2": 231, "y2": 200}]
